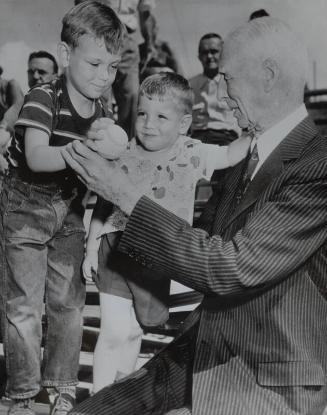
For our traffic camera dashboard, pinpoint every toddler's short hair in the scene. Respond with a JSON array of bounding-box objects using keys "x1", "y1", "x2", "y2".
[
  {"x1": 61, "y1": 0, "x2": 126, "y2": 54},
  {"x1": 139, "y1": 72, "x2": 194, "y2": 115}
]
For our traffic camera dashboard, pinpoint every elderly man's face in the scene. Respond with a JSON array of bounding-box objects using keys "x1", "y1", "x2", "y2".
[{"x1": 219, "y1": 45, "x2": 260, "y2": 131}]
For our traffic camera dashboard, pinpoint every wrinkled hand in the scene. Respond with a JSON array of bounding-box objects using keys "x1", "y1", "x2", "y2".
[
  {"x1": 61, "y1": 141, "x2": 142, "y2": 215},
  {"x1": 83, "y1": 250, "x2": 99, "y2": 282},
  {"x1": 86, "y1": 118, "x2": 128, "y2": 159}
]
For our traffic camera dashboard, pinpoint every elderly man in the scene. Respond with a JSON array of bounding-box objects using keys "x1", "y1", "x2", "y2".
[{"x1": 65, "y1": 17, "x2": 327, "y2": 415}]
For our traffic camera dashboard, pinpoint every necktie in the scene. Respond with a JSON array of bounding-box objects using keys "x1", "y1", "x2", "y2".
[{"x1": 235, "y1": 141, "x2": 259, "y2": 205}]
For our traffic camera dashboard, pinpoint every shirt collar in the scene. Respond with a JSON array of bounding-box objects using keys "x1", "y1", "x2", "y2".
[
  {"x1": 210, "y1": 73, "x2": 221, "y2": 84},
  {"x1": 254, "y1": 104, "x2": 308, "y2": 164},
  {"x1": 198, "y1": 72, "x2": 221, "y2": 89}
]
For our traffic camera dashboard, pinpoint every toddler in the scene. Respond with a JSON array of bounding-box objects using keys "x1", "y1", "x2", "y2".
[{"x1": 83, "y1": 72, "x2": 250, "y2": 393}]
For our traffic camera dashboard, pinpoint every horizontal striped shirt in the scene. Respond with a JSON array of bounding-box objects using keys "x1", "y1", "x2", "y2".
[{"x1": 9, "y1": 76, "x2": 111, "y2": 174}]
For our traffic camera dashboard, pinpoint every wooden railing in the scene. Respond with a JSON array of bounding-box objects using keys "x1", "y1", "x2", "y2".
[{"x1": 305, "y1": 89, "x2": 327, "y2": 136}]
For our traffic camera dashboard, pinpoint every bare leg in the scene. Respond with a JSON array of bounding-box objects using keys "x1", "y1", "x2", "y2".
[
  {"x1": 70, "y1": 320, "x2": 198, "y2": 415},
  {"x1": 118, "y1": 305, "x2": 143, "y2": 377},
  {"x1": 92, "y1": 294, "x2": 142, "y2": 393}
]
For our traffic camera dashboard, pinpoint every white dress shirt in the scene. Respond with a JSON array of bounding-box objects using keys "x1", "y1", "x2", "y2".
[
  {"x1": 251, "y1": 104, "x2": 308, "y2": 178},
  {"x1": 189, "y1": 73, "x2": 240, "y2": 134}
]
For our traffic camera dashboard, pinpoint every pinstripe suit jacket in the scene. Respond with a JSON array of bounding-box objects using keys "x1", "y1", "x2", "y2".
[{"x1": 119, "y1": 117, "x2": 327, "y2": 415}]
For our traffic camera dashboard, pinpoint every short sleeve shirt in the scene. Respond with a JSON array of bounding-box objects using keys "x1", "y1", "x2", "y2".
[
  {"x1": 101, "y1": 135, "x2": 228, "y2": 234},
  {"x1": 189, "y1": 73, "x2": 240, "y2": 134},
  {"x1": 8, "y1": 76, "x2": 108, "y2": 172}
]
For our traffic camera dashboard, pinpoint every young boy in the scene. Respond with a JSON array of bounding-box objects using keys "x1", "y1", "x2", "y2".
[
  {"x1": 0, "y1": 2, "x2": 125, "y2": 414},
  {"x1": 82, "y1": 72, "x2": 250, "y2": 393}
]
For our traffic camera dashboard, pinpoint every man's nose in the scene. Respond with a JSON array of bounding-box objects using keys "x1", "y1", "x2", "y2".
[{"x1": 33, "y1": 70, "x2": 41, "y2": 80}]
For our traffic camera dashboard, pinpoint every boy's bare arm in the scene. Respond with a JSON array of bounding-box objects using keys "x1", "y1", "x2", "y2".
[
  {"x1": 203, "y1": 135, "x2": 251, "y2": 172},
  {"x1": 227, "y1": 135, "x2": 251, "y2": 166},
  {"x1": 199, "y1": 136, "x2": 251, "y2": 181},
  {"x1": 24, "y1": 127, "x2": 69, "y2": 172},
  {"x1": 83, "y1": 197, "x2": 114, "y2": 281},
  {"x1": 86, "y1": 198, "x2": 113, "y2": 253}
]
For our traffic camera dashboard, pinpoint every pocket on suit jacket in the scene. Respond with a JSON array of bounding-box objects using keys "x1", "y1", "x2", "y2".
[{"x1": 256, "y1": 361, "x2": 325, "y2": 387}]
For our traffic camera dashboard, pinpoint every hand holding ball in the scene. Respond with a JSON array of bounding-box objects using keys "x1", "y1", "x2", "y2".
[{"x1": 86, "y1": 118, "x2": 128, "y2": 159}]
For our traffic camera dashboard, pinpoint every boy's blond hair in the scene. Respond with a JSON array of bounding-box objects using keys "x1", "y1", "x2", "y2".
[
  {"x1": 139, "y1": 72, "x2": 194, "y2": 115},
  {"x1": 61, "y1": 0, "x2": 126, "y2": 54}
]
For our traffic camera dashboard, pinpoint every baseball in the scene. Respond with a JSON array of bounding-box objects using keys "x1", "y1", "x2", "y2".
[{"x1": 88, "y1": 119, "x2": 128, "y2": 159}]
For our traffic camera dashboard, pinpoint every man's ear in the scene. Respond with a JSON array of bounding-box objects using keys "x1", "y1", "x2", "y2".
[
  {"x1": 179, "y1": 114, "x2": 192, "y2": 135},
  {"x1": 262, "y1": 58, "x2": 279, "y2": 92},
  {"x1": 57, "y1": 42, "x2": 71, "y2": 69}
]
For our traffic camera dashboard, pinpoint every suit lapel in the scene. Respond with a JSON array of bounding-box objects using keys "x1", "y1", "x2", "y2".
[
  {"x1": 211, "y1": 159, "x2": 246, "y2": 234},
  {"x1": 221, "y1": 116, "x2": 318, "y2": 233}
]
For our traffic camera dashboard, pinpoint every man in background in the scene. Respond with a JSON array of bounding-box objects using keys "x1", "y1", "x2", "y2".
[
  {"x1": 190, "y1": 33, "x2": 241, "y2": 200},
  {"x1": 27, "y1": 50, "x2": 58, "y2": 88},
  {"x1": 189, "y1": 33, "x2": 240, "y2": 146}
]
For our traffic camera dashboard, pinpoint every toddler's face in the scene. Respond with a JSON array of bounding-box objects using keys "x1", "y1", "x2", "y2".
[
  {"x1": 135, "y1": 95, "x2": 189, "y2": 152},
  {"x1": 63, "y1": 34, "x2": 121, "y2": 101}
]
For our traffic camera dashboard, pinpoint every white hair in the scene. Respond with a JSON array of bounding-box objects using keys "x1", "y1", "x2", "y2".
[{"x1": 225, "y1": 17, "x2": 309, "y2": 99}]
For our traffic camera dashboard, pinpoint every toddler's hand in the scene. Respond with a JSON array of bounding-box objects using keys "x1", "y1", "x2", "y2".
[
  {"x1": 227, "y1": 135, "x2": 251, "y2": 166},
  {"x1": 83, "y1": 250, "x2": 99, "y2": 282},
  {"x1": 86, "y1": 118, "x2": 128, "y2": 160}
]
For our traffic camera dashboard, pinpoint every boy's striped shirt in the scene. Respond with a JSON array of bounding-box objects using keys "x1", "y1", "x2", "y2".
[{"x1": 8, "y1": 76, "x2": 112, "y2": 170}]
